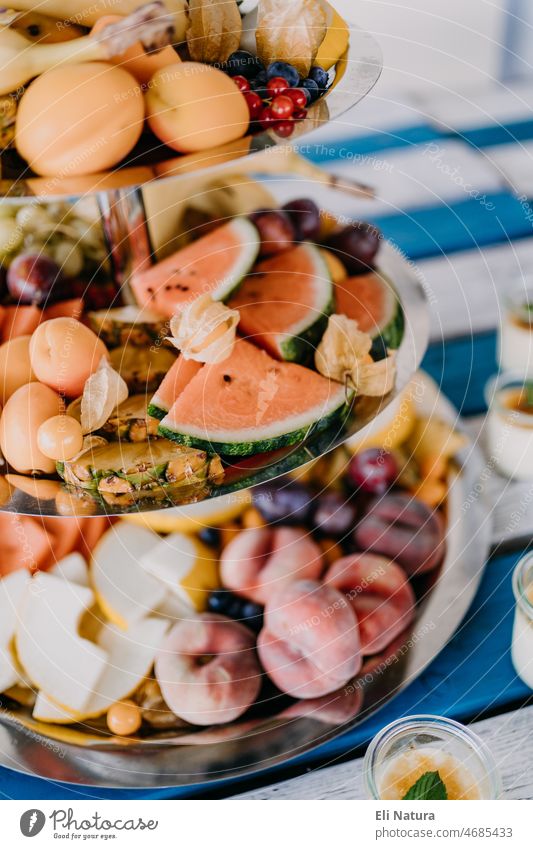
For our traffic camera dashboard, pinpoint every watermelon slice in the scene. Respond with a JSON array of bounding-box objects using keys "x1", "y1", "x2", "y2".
[
  {"x1": 148, "y1": 355, "x2": 202, "y2": 420},
  {"x1": 130, "y1": 218, "x2": 260, "y2": 318},
  {"x1": 229, "y1": 243, "x2": 333, "y2": 363},
  {"x1": 159, "y1": 339, "x2": 351, "y2": 456},
  {"x1": 335, "y1": 272, "x2": 404, "y2": 349}
]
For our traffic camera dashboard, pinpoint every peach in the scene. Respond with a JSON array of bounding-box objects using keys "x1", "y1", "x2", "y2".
[
  {"x1": 257, "y1": 580, "x2": 361, "y2": 699},
  {"x1": 353, "y1": 493, "x2": 446, "y2": 575},
  {"x1": 324, "y1": 553, "x2": 416, "y2": 656},
  {"x1": 145, "y1": 62, "x2": 249, "y2": 153},
  {"x1": 155, "y1": 614, "x2": 262, "y2": 726},
  {"x1": 220, "y1": 526, "x2": 323, "y2": 605},
  {"x1": 29, "y1": 317, "x2": 108, "y2": 398}
]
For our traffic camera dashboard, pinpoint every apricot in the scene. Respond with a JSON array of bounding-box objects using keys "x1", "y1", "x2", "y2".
[
  {"x1": 324, "y1": 553, "x2": 415, "y2": 655},
  {"x1": 145, "y1": 62, "x2": 249, "y2": 153},
  {"x1": 0, "y1": 382, "x2": 62, "y2": 474},
  {"x1": 257, "y1": 580, "x2": 361, "y2": 699},
  {"x1": 155, "y1": 614, "x2": 262, "y2": 725},
  {"x1": 220, "y1": 526, "x2": 323, "y2": 605},
  {"x1": 29, "y1": 317, "x2": 108, "y2": 398},
  {"x1": 0, "y1": 335, "x2": 35, "y2": 404}
]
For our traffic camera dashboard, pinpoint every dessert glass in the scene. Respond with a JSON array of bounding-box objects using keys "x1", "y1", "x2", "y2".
[{"x1": 363, "y1": 714, "x2": 501, "y2": 800}]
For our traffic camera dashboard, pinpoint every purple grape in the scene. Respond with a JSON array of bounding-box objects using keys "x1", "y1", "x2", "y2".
[
  {"x1": 282, "y1": 198, "x2": 321, "y2": 241},
  {"x1": 252, "y1": 481, "x2": 313, "y2": 524},
  {"x1": 312, "y1": 491, "x2": 357, "y2": 536},
  {"x1": 249, "y1": 209, "x2": 296, "y2": 256},
  {"x1": 7, "y1": 253, "x2": 63, "y2": 306},
  {"x1": 347, "y1": 449, "x2": 398, "y2": 495},
  {"x1": 325, "y1": 223, "x2": 381, "y2": 275}
]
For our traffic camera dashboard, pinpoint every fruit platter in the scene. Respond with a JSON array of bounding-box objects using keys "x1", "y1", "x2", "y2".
[
  {"x1": 0, "y1": 372, "x2": 490, "y2": 787},
  {"x1": 0, "y1": 182, "x2": 427, "y2": 517},
  {"x1": 0, "y1": 0, "x2": 381, "y2": 197}
]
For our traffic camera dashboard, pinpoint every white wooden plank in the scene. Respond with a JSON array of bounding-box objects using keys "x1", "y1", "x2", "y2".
[
  {"x1": 233, "y1": 705, "x2": 533, "y2": 800},
  {"x1": 415, "y1": 80, "x2": 533, "y2": 133},
  {"x1": 416, "y1": 239, "x2": 533, "y2": 341},
  {"x1": 483, "y1": 141, "x2": 533, "y2": 199}
]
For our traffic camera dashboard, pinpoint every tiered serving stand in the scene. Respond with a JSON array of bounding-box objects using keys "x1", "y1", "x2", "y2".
[{"x1": 0, "y1": 14, "x2": 490, "y2": 788}]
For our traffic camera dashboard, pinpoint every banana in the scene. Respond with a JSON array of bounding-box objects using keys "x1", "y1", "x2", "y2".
[
  {"x1": 0, "y1": 2, "x2": 175, "y2": 96},
  {"x1": 315, "y1": 4, "x2": 349, "y2": 70},
  {"x1": 9, "y1": 0, "x2": 188, "y2": 41}
]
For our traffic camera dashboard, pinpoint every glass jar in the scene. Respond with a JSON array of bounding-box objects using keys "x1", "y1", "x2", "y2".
[
  {"x1": 498, "y1": 289, "x2": 533, "y2": 378},
  {"x1": 363, "y1": 714, "x2": 501, "y2": 800},
  {"x1": 512, "y1": 552, "x2": 533, "y2": 689},
  {"x1": 485, "y1": 372, "x2": 533, "y2": 480}
]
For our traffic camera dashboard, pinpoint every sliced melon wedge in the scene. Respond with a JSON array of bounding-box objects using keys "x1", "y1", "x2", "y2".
[
  {"x1": 140, "y1": 532, "x2": 219, "y2": 612},
  {"x1": 159, "y1": 338, "x2": 351, "y2": 456},
  {"x1": 131, "y1": 217, "x2": 260, "y2": 318},
  {"x1": 91, "y1": 523, "x2": 167, "y2": 630},
  {"x1": 33, "y1": 617, "x2": 169, "y2": 723},
  {"x1": 229, "y1": 243, "x2": 333, "y2": 363},
  {"x1": 16, "y1": 572, "x2": 107, "y2": 715},
  {"x1": 49, "y1": 553, "x2": 89, "y2": 587},
  {"x1": 0, "y1": 570, "x2": 30, "y2": 692}
]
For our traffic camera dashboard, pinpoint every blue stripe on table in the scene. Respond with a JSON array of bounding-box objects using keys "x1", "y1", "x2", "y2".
[
  {"x1": 444, "y1": 120, "x2": 533, "y2": 150},
  {"x1": 371, "y1": 193, "x2": 533, "y2": 260},
  {"x1": 422, "y1": 332, "x2": 497, "y2": 417},
  {"x1": 1, "y1": 547, "x2": 526, "y2": 801}
]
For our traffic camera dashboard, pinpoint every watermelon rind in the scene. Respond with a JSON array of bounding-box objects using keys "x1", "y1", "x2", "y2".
[
  {"x1": 148, "y1": 401, "x2": 170, "y2": 421},
  {"x1": 158, "y1": 385, "x2": 352, "y2": 457}
]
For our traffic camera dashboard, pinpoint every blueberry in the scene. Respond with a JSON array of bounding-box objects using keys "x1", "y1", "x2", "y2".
[
  {"x1": 207, "y1": 588, "x2": 230, "y2": 615},
  {"x1": 241, "y1": 601, "x2": 264, "y2": 633},
  {"x1": 266, "y1": 61, "x2": 300, "y2": 87},
  {"x1": 301, "y1": 78, "x2": 320, "y2": 102},
  {"x1": 227, "y1": 596, "x2": 246, "y2": 620},
  {"x1": 226, "y1": 50, "x2": 264, "y2": 80},
  {"x1": 309, "y1": 65, "x2": 329, "y2": 91},
  {"x1": 198, "y1": 527, "x2": 220, "y2": 548},
  {"x1": 252, "y1": 481, "x2": 313, "y2": 524}
]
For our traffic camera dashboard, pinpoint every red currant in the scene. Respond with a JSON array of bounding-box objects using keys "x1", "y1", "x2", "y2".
[
  {"x1": 233, "y1": 75, "x2": 251, "y2": 93},
  {"x1": 244, "y1": 90, "x2": 263, "y2": 120},
  {"x1": 266, "y1": 76, "x2": 289, "y2": 96},
  {"x1": 286, "y1": 88, "x2": 308, "y2": 110},
  {"x1": 274, "y1": 120, "x2": 294, "y2": 138},
  {"x1": 271, "y1": 95, "x2": 294, "y2": 119},
  {"x1": 259, "y1": 106, "x2": 276, "y2": 129}
]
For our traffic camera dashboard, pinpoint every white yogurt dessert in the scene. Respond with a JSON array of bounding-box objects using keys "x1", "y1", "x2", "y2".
[
  {"x1": 512, "y1": 553, "x2": 533, "y2": 689},
  {"x1": 499, "y1": 292, "x2": 533, "y2": 378},
  {"x1": 485, "y1": 373, "x2": 533, "y2": 480}
]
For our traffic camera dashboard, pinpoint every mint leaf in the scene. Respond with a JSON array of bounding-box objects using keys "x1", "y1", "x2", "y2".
[{"x1": 402, "y1": 770, "x2": 448, "y2": 800}]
